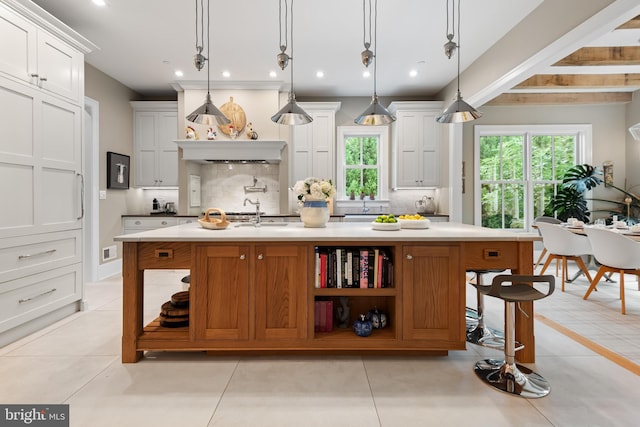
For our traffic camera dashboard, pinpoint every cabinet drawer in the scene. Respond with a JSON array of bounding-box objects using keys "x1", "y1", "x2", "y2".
[
  {"x1": 0, "y1": 263, "x2": 81, "y2": 333},
  {"x1": 124, "y1": 217, "x2": 178, "y2": 230},
  {"x1": 137, "y1": 242, "x2": 191, "y2": 269},
  {"x1": 461, "y1": 242, "x2": 520, "y2": 271},
  {"x1": 0, "y1": 230, "x2": 81, "y2": 283}
]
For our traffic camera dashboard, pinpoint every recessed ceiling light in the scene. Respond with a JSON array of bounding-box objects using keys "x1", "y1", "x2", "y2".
[
  {"x1": 222, "y1": 71, "x2": 231, "y2": 78},
  {"x1": 269, "y1": 71, "x2": 277, "y2": 78},
  {"x1": 363, "y1": 70, "x2": 371, "y2": 78},
  {"x1": 174, "y1": 70, "x2": 184, "y2": 77},
  {"x1": 409, "y1": 70, "x2": 418, "y2": 77},
  {"x1": 92, "y1": 0, "x2": 106, "y2": 6},
  {"x1": 316, "y1": 71, "x2": 324, "y2": 78}
]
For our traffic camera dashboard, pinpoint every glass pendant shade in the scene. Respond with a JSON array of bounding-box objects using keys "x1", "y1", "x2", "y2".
[
  {"x1": 436, "y1": 91, "x2": 483, "y2": 123},
  {"x1": 271, "y1": 93, "x2": 312, "y2": 125},
  {"x1": 186, "y1": 92, "x2": 230, "y2": 125},
  {"x1": 355, "y1": 94, "x2": 396, "y2": 125}
]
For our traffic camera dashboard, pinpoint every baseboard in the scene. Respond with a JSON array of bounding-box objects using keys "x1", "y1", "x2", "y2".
[
  {"x1": 0, "y1": 302, "x2": 81, "y2": 348},
  {"x1": 97, "y1": 258, "x2": 122, "y2": 281}
]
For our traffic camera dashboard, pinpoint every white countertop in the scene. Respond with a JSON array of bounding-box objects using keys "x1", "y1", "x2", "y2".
[{"x1": 114, "y1": 221, "x2": 536, "y2": 243}]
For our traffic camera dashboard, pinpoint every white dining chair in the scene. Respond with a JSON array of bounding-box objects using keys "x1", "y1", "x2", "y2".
[
  {"x1": 534, "y1": 216, "x2": 562, "y2": 270},
  {"x1": 537, "y1": 222, "x2": 593, "y2": 291},
  {"x1": 584, "y1": 228, "x2": 640, "y2": 314}
]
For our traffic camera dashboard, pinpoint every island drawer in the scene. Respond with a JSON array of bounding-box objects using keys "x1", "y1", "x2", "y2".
[
  {"x1": 460, "y1": 242, "x2": 520, "y2": 270},
  {"x1": 137, "y1": 242, "x2": 191, "y2": 269}
]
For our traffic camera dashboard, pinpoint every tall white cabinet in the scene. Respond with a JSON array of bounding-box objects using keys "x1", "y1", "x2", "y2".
[
  {"x1": 389, "y1": 101, "x2": 443, "y2": 188},
  {"x1": 289, "y1": 102, "x2": 341, "y2": 184},
  {"x1": 131, "y1": 101, "x2": 178, "y2": 187},
  {"x1": 0, "y1": 0, "x2": 93, "y2": 346}
]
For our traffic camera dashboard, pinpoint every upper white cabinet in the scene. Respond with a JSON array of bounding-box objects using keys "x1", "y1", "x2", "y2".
[
  {"x1": 290, "y1": 102, "x2": 341, "y2": 184},
  {"x1": 0, "y1": 2, "x2": 83, "y2": 103},
  {"x1": 389, "y1": 101, "x2": 443, "y2": 188},
  {"x1": 131, "y1": 101, "x2": 178, "y2": 187}
]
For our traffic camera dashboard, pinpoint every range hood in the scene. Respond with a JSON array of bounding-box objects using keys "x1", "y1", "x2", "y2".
[{"x1": 175, "y1": 140, "x2": 286, "y2": 164}]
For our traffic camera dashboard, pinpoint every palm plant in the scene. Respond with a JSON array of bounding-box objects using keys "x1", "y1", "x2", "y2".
[{"x1": 546, "y1": 164, "x2": 640, "y2": 223}]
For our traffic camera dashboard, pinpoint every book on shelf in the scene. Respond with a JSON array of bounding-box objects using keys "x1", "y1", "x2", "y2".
[
  {"x1": 314, "y1": 247, "x2": 320, "y2": 288},
  {"x1": 359, "y1": 249, "x2": 369, "y2": 288},
  {"x1": 336, "y1": 248, "x2": 342, "y2": 288},
  {"x1": 314, "y1": 300, "x2": 333, "y2": 332},
  {"x1": 313, "y1": 246, "x2": 393, "y2": 289}
]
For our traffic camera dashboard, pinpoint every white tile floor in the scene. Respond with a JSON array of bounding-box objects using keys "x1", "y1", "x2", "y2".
[{"x1": 1, "y1": 261, "x2": 640, "y2": 427}]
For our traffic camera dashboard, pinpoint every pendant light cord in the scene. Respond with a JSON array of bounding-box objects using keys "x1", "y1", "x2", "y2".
[
  {"x1": 290, "y1": 0, "x2": 294, "y2": 95},
  {"x1": 279, "y1": 0, "x2": 288, "y2": 52},
  {"x1": 362, "y1": 0, "x2": 372, "y2": 48},
  {"x1": 373, "y1": 0, "x2": 377, "y2": 97},
  {"x1": 206, "y1": 0, "x2": 210, "y2": 94},
  {"x1": 456, "y1": 0, "x2": 460, "y2": 94}
]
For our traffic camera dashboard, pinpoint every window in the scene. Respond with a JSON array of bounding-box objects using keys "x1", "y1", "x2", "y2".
[
  {"x1": 337, "y1": 126, "x2": 389, "y2": 200},
  {"x1": 474, "y1": 125, "x2": 591, "y2": 231}
]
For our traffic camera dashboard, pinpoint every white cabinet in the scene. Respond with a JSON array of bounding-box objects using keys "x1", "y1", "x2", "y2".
[
  {"x1": 290, "y1": 102, "x2": 341, "y2": 183},
  {"x1": 0, "y1": 2, "x2": 91, "y2": 346},
  {"x1": 0, "y1": 2, "x2": 84, "y2": 103},
  {"x1": 131, "y1": 102, "x2": 178, "y2": 187},
  {"x1": 389, "y1": 102, "x2": 443, "y2": 188}
]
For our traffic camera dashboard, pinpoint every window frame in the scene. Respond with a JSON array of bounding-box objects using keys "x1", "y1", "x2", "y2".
[
  {"x1": 336, "y1": 126, "x2": 389, "y2": 201},
  {"x1": 473, "y1": 124, "x2": 592, "y2": 231}
]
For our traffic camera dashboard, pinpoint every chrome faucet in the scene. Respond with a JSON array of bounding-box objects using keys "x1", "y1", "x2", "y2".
[
  {"x1": 362, "y1": 199, "x2": 370, "y2": 214},
  {"x1": 244, "y1": 197, "x2": 261, "y2": 224}
]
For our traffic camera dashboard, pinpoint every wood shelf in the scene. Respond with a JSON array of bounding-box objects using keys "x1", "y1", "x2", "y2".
[
  {"x1": 314, "y1": 326, "x2": 395, "y2": 341},
  {"x1": 313, "y1": 288, "x2": 396, "y2": 297}
]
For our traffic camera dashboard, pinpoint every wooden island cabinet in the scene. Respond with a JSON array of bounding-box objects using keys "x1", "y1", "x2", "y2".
[{"x1": 116, "y1": 223, "x2": 535, "y2": 363}]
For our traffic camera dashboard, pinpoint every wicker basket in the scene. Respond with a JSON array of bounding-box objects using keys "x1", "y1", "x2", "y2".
[{"x1": 198, "y1": 208, "x2": 230, "y2": 230}]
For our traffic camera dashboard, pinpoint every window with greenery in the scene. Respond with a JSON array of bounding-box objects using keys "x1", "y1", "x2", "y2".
[
  {"x1": 474, "y1": 125, "x2": 591, "y2": 231},
  {"x1": 337, "y1": 126, "x2": 389, "y2": 200}
]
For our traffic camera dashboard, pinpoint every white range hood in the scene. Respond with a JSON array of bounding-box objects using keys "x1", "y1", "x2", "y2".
[{"x1": 175, "y1": 140, "x2": 286, "y2": 164}]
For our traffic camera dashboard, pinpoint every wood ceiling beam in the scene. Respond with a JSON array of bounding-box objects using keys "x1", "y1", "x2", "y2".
[
  {"x1": 486, "y1": 92, "x2": 632, "y2": 106},
  {"x1": 515, "y1": 73, "x2": 640, "y2": 89},
  {"x1": 617, "y1": 15, "x2": 640, "y2": 29},
  {"x1": 554, "y1": 47, "x2": 640, "y2": 66}
]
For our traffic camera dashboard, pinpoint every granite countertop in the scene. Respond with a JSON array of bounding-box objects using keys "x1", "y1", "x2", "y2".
[{"x1": 115, "y1": 221, "x2": 535, "y2": 243}]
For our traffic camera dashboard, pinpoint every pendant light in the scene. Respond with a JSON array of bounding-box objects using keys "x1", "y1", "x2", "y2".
[
  {"x1": 436, "y1": 0, "x2": 482, "y2": 124},
  {"x1": 355, "y1": 0, "x2": 395, "y2": 126},
  {"x1": 271, "y1": 0, "x2": 312, "y2": 125},
  {"x1": 186, "y1": 0, "x2": 230, "y2": 126}
]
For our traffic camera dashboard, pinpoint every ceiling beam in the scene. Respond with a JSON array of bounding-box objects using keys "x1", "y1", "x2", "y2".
[
  {"x1": 554, "y1": 47, "x2": 640, "y2": 66},
  {"x1": 486, "y1": 92, "x2": 632, "y2": 106},
  {"x1": 515, "y1": 73, "x2": 640, "y2": 89},
  {"x1": 617, "y1": 15, "x2": 640, "y2": 29}
]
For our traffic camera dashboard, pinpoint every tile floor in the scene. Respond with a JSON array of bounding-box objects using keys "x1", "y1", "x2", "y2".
[{"x1": 1, "y1": 260, "x2": 640, "y2": 427}]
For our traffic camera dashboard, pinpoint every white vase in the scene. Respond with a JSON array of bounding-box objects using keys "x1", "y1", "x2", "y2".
[{"x1": 300, "y1": 199, "x2": 330, "y2": 228}]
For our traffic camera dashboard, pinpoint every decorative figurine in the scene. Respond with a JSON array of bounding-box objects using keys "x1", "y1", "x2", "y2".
[
  {"x1": 336, "y1": 296, "x2": 350, "y2": 328},
  {"x1": 207, "y1": 128, "x2": 217, "y2": 140},
  {"x1": 185, "y1": 126, "x2": 198, "y2": 140},
  {"x1": 367, "y1": 306, "x2": 388, "y2": 329},
  {"x1": 353, "y1": 314, "x2": 373, "y2": 337},
  {"x1": 228, "y1": 125, "x2": 238, "y2": 140},
  {"x1": 246, "y1": 122, "x2": 258, "y2": 140}
]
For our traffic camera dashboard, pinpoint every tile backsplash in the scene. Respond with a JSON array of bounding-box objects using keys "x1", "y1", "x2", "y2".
[{"x1": 199, "y1": 163, "x2": 280, "y2": 213}]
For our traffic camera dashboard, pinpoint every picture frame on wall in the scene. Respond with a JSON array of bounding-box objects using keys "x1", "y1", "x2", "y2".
[{"x1": 107, "y1": 152, "x2": 130, "y2": 189}]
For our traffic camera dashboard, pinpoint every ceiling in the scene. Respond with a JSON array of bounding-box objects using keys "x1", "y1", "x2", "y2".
[{"x1": 28, "y1": 0, "x2": 640, "y2": 105}]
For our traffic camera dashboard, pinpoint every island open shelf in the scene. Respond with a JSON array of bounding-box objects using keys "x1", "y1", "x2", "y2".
[{"x1": 116, "y1": 222, "x2": 535, "y2": 363}]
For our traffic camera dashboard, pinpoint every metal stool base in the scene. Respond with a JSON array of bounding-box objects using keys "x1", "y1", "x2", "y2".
[
  {"x1": 466, "y1": 324, "x2": 504, "y2": 348},
  {"x1": 474, "y1": 358, "x2": 550, "y2": 399}
]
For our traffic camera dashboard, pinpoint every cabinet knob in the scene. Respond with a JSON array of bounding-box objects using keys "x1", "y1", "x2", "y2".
[
  {"x1": 135, "y1": 221, "x2": 141, "y2": 225},
  {"x1": 30, "y1": 73, "x2": 39, "y2": 78},
  {"x1": 406, "y1": 254, "x2": 413, "y2": 260},
  {"x1": 257, "y1": 254, "x2": 263, "y2": 260},
  {"x1": 161, "y1": 221, "x2": 167, "y2": 225},
  {"x1": 240, "y1": 254, "x2": 246, "y2": 260},
  {"x1": 39, "y1": 77, "x2": 47, "y2": 82}
]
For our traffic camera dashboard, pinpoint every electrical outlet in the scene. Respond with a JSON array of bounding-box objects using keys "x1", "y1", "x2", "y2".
[{"x1": 99, "y1": 190, "x2": 107, "y2": 200}]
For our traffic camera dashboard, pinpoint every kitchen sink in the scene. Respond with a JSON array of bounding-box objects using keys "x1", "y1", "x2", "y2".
[{"x1": 234, "y1": 222, "x2": 289, "y2": 227}]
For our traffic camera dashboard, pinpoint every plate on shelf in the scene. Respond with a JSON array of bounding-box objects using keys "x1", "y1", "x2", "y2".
[
  {"x1": 398, "y1": 218, "x2": 430, "y2": 229},
  {"x1": 371, "y1": 221, "x2": 401, "y2": 231}
]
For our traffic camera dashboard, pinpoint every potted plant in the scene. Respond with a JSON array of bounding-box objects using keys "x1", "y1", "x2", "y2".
[{"x1": 546, "y1": 163, "x2": 640, "y2": 224}]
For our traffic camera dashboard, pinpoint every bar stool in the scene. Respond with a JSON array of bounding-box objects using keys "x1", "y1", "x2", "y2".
[
  {"x1": 474, "y1": 274, "x2": 555, "y2": 398},
  {"x1": 466, "y1": 269, "x2": 505, "y2": 348}
]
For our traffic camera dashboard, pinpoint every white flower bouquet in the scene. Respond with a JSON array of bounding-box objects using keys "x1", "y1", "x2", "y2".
[{"x1": 293, "y1": 177, "x2": 336, "y2": 202}]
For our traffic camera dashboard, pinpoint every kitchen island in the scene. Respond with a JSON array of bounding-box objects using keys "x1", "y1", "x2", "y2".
[{"x1": 115, "y1": 222, "x2": 536, "y2": 363}]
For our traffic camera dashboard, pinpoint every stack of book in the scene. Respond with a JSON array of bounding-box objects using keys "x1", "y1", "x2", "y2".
[
  {"x1": 314, "y1": 247, "x2": 393, "y2": 289},
  {"x1": 314, "y1": 300, "x2": 333, "y2": 332}
]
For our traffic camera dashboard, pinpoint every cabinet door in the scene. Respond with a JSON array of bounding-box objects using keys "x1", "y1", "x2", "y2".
[
  {"x1": 254, "y1": 244, "x2": 307, "y2": 340},
  {"x1": 402, "y1": 245, "x2": 464, "y2": 343},
  {"x1": 36, "y1": 30, "x2": 82, "y2": 102},
  {"x1": 395, "y1": 112, "x2": 423, "y2": 187},
  {"x1": 0, "y1": 4, "x2": 37, "y2": 84},
  {"x1": 193, "y1": 245, "x2": 250, "y2": 340},
  {"x1": 156, "y1": 111, "x2": 178, "y2": 186},
  {"x1": 134, "y1": 112, "x2": 158, "y2": 186}
]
